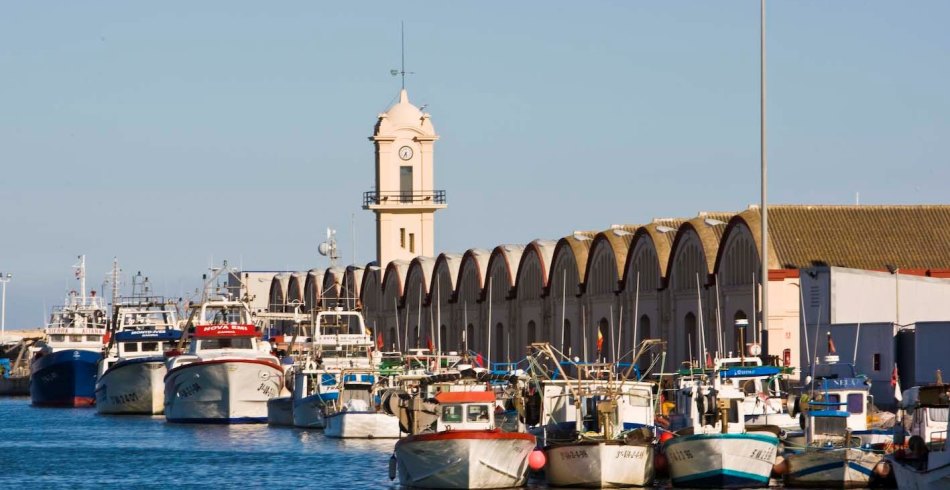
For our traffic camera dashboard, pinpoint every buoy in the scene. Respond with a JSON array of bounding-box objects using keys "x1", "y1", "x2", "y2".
[
  {"x1": 654, "y1": 452, "x2": 668, "y2": 475},
  {"x1": 772, "y1": 455, "x2": 788, "y2": 476},
  {"x1": 659, "y1": 431, "x2": 675, "y2": 444},
  {"x1": 389, "y1": 454, "x2": 397, "y2": 480},
  {"x1": 873, "y1": 461, "x2": 891, "y2": 478},
  {"x1": 528, "y1": 450, "x2": 546, "y2": 471}
]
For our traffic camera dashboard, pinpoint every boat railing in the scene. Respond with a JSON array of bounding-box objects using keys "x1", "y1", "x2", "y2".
[
  {"x1": 362, "y1": 190, "x2": 446, "y2": 207},
  {"x1": 932, "y1": 429, "x2": 947, "y2": 451}
]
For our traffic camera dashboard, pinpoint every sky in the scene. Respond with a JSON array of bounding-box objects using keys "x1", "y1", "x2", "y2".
[{"x1": 1, "y1": 1, "x2": 948, "y2": 329}]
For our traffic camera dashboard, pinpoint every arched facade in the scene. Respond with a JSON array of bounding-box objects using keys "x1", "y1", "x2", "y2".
[
  {"x1": 548, "y1": 233, "x2": 593, "y2": 358},
  {"x1": 456, "y1": 249, "x2": 490, "y2": 354},
  {"x1": 514, "y1": 240, "x2": 556, "y2": 352},
  {"x1": 485, "y1": 245, "x2": 524, "y2": 365},
  {"x1": 359, "y1": 266, "x2": 383, "y2": 342},
  {"x1": 432, "y1": 253, "x2": 462, "y2": 352},
  {"x1": 584, "y1": 228, "x2": 635, "y2": 362},
  {"x1": 621, "y1": 223, "x2": 675, "y2": 366},
  {"x1": 303, "y1": 269, "x2": 325, "y2": 313},
  {"x1": 380, "y1": 260, "x2": 409, "y2": 351},
  {"x1": 322, "y1": 267, "x2": 345, "y2": 309},
  {"x1": 404, "y1": 257, "x2": 436, "y2": 350}
]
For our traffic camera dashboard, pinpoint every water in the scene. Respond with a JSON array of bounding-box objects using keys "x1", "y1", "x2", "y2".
[
  {"x1": 1, "y1": 397, "x2": 804, "y2": 489},
  {"x1": 0, "y1": 397, "x2": 395, "y2": 489}
]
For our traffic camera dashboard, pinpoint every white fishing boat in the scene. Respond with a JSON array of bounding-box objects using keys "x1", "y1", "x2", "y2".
[
  {"x1": 525, "y1": 341, "x2": 659, "y2": 488},
  {"x1": 291, "y1": 307, "x2": 377, "y2": 429},
  {"x1": 96, "y1": 297, "x2": 181, "y2": 415},
  {"x1": 782, "y1": 408, "x2": 889, "y2": 488},
  {"x1": 664, "y1": 370, "x2": 780, "y2": 488},
  {"x1": 713, "y1": 355, "x2": 798, "y2": 430},
  {"x1": 323, "y1": 368, "x2": 401, "y2": 438},
  {"x1": 887, "y1": 382, "x2": 950, "y2": 489},
  {"x1": 164, "y1": 296, "x2": 283, "y2": 423},
  {"x1": 392, "y1": 386, "x2": 536, "y2": 489}
]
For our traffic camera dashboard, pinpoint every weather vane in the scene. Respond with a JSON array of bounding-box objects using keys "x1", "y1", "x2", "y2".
[{"x1": 390, "y1": 21, "x2": 414, "y2": 89}]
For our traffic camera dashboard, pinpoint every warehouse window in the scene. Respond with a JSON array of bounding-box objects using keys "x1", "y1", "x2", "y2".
[{"x1": 872, "y1": 353, "x2": 881, "y2": 371}]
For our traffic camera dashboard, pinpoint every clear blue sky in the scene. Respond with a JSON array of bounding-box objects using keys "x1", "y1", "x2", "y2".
[{"x1": 1, "y1": 1, "x2": 948, "y2": 329}]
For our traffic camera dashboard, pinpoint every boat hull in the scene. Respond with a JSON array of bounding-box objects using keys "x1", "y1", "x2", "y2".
[
  {"x1": 785, "y1": 447, "x2": 884, "y2": 488},
  {"x1": 324, "y1": 410, "x2": 401, "y2": 438},
  {"x1": 30, "y1": 349, "x2": 100, "y2": 407},
  {"x1": 267, "y1": 396, "x2": 294, "y2": 426},
  {"x1": 663, "y1": 432, "x2": 779, "y2": 488},
  {"x1": 292, "y1": 392, "x2": 334, "y2": 429},
  {"x1": 95, "y1": 357, "x2": 166, "y2": 414},
  {"x1": 888, "y1": 454, "x2": 950, "y2": 490},
  {"x1": 545, "y1": 440, "x2": 654, "y2": 487},
  {"x1": 394, "y1": 430, "x2": 536, "y2": 489},
  {"x1": 164, "y1": 359, "x2": 283, "y2": 423},
  {"x1": 0, "y1": 376, "x2": 30, "y2": 396}
]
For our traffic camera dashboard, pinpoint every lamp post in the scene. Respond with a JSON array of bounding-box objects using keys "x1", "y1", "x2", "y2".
[{"x1": 0, "y1": 272, "x2": 11, "y2": 342}]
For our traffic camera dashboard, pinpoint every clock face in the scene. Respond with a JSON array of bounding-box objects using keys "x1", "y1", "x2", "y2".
[{"x1": 399, "y1": 146, "x2": 413, "y2": 161}]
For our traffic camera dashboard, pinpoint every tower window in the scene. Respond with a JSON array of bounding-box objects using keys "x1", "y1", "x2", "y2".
[
  {"x1": 400, "y1": 166, "x2": 413, "y2": 202},
  {"x1": 400, "y1": 228, "x2": 406, "y2": 248},
  {"x1": 409, "y1": 233, "x2": 415, "y2": 254}
]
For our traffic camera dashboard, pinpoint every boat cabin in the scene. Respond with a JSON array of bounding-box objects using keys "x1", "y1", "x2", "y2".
[
  {"x1": 536, "y1": 379, "x2": 654, "y2": 436},
  {"x1": 435, "y1": 391, "x2": 497, "y2": 431},
  {"x1": 803, "y1": 409, "x2": 853, "y2": 447},
  {"x1": 671, "y1": 375, "x2": 749, "y2": 434},
  {"x1": 901, "y1": 384, "x2": 949, "y2": 445}
]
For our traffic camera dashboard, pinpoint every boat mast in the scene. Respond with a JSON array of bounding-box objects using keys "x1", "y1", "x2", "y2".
[
  {"x1": 78, "y1": 255, "x2": 87, "y2": 305},
  {"x1": 759, "y1": 0, "x2": 769, "y2": 350}
]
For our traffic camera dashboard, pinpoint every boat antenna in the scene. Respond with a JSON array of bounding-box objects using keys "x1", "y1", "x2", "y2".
[{"x1": 759, "y1": 0, "x2": 769, "y2": 348}]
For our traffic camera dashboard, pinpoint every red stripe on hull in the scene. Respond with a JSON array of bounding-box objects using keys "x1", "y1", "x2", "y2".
[
  {"x1": 164, "y1": 358, "x2": 281, "y2": 380},
  {"x1": 397, "y1": 429, "x2": 535, "y2": 446},
  {"x1": 33, "y1": 396, "x2": 96, "y2": 408}
]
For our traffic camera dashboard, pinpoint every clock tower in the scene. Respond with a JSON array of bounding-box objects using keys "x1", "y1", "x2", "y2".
[{"x1": 364, "y1": 89, "x2": 446, "y2": 267}]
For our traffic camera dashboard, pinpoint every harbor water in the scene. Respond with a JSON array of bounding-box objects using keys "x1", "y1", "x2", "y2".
[{"x1": 1, "y1": 397, "x2": 835, "y2": 489}]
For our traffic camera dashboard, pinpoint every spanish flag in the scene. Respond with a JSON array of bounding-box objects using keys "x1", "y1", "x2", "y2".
[{"x1": 596, "y1": 329, "x2": 604, "y2": 354}]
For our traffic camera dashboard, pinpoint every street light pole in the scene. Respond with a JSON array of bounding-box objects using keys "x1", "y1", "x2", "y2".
[{"x1": 0, "y1": 272, "x2": 11, "y2": 342}]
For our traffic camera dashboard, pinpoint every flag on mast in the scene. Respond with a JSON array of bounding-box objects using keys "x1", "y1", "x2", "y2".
[{"x1": 891, "y1": 365, "x2": 903, "y2": 403}]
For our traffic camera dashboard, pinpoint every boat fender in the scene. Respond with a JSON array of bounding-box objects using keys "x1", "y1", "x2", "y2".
[{"x1": 388, "y1": 454, "x2": 397, "y2": 481}]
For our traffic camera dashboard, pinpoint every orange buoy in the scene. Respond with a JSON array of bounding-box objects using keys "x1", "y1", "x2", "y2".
[{"x1": 528, "y1": 450, "x2": 546, "y2": 471}]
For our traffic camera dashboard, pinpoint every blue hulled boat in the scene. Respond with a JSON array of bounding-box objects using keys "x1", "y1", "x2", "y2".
[{"x1": 30, "y1": 256, "x2": 108, "y2": 407}]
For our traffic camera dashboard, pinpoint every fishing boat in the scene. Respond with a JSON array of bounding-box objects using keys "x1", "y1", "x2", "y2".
[
  {"x1": 886, "y1": 381, "x2": 950, "y2": 489},
  {"x1": 95, "y1": 297, "x2": 181, "y2": 415},
  {"x1": 713, "y1": 355, "x2": 798, "y2": 430},
  {"x1": 663, "y1": 368, "x2": 780, "y2": 488},
  {"x1": 164, "y1": 296, "x2": 283, "y2": 423},
  {"x1": 1, "y1": 337, "x2": 36, "y2": 396},
  {"x1": 323, "y1": 368, "x2": 401, "y2": 438},
  {"x1": 524, "y1": 341, "x2": 660, "y2": 488},
  {"x1": 391, "y1": 376, "x2": 536, "y2": 489},
  {"x1": 30, "y1": 256, "x2": 108, "y2": 407},
  {"x1": 782, "y1": 407, "x2": 889, "y2": 487},
  {"x1": 291, "y1": 307, "x2": 377, "y2": 429},
  {"x1": 785, "y1": 335, "x2": 893, "y2": 447}
]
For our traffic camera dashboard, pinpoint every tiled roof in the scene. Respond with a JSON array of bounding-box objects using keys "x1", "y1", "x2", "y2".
[{"x1": 742, "y1": 205, "x2": 950, "y2": 269}]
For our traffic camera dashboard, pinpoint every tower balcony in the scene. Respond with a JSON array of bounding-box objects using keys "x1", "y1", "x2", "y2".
[{"x1": 363, "y1": 190, "x2": 447, "y2": 210}]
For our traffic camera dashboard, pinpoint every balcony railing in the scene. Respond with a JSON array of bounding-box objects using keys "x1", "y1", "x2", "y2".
[{"x1": 363, "y1": 190, "x2": 447, "y2": 207}]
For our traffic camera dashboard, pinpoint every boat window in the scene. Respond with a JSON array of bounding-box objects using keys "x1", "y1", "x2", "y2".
[
  {"x1": 86, "y1": 335, "x2": 99, "y2": 342},
  {"x1": 627, "y1": 390, "x2": 651, "y2": 407},
  {"x1": 198, "y1": 338, "x2": 252, "y2": 350},
  {"x1": 50, "y1": 335, "x2": 64, "y2": 342},
  {"x1": 467, "y1": 404, "x2": 491, "y2": 422},
  {"x1": 728, "y1": 400, "x2": 740, "y2": 424},
  {"x1": 931, "y1": 407, "x2": 949, "y2": 423},
  {"x1": 442, "y1": 404, "x2": 462, "y2": 423},
  {"x1": 847, "y1": 393, "x2": 864, "y2": 414},
  {"x1": 813, "y1": 415, "x2": 848, "y2": 435},
  {"x1": 827, "y1": 394, "x2": 840, "y2": 405},
  {"x1": 69, "y1": 335, "x2": 83, "y2": 342},
  {"x1": 142, "y1": 342, "x2": 159, "y2": 352},
  {"x1": 125, "y1": 343, "x2": 139, "y2": 353}
]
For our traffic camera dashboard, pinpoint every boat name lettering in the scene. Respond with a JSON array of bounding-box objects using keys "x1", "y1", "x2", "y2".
[
  {"x1": 47, "y1": 328, "x2": 103, "y2": 335},
  {"x1": 256, "y1": 382, "x2": 276, "y2": 398},
  {"x1": 179, "y1": 382, "x2": 201, "y2": 398},
  {"x1": 667, "y1": 448, "x2": 694, "y2": 462},
  {"x1": 110, "y1": 392, "x2": 140, "y2": 404},
  {"x1": 558, "y1": 450, "x2": 589, "y2": 460},
  {"x1": 749, "y1": 447, "x2": 775, "y2": 462},
  {"x1": 824, "y1": 378, "x2": 863, "y2": 389},
  {"x1": 40, "y1": 372, "x2": 59, "y2": 383},
  {"x1": 615, "y1": 449, "x2": 645, "y2": 459}
]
